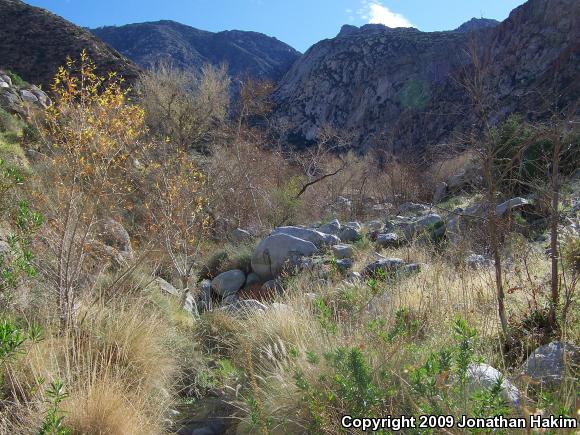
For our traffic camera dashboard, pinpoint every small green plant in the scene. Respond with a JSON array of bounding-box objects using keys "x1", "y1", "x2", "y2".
[
  {"x1": 313, "y1": 297, "x2": 336, "y2": 334},
  {"x1": 408, "y1": 318, "x2": 487, "y2": 418},
  {"x1": 294, "y1": 347, "x2": 385, "y2": 432},
  {"x1": 365, "y1": 268, "x2": 387, "y2": 293},
  {"x1": 470, "y1": 377, "x2": 511, "y2": 422},
  {"x1": 0, "y1": 319, "x2": 42, "y2": 388},
  {"x1": 1, "y1": 200, "x2": 44, "y2": 295},
  {"x1": 0, "y1": 108, "x2": 21, "y2": 134},
  {"x1": 353, "y1": 234, "x2": 370, "y2": 250},
  {"x1": 367, "y1": 307, "x2": 419, "y2": 343},
  {"x1": 38, "y1": 379, "x2": 71, "y2": 435},
  {"x1": 0, "y1": 318, "x2": 27, "y2": 361},
  {"x1": 6, "y1": 70, "x2": 28, "y2": 87}
]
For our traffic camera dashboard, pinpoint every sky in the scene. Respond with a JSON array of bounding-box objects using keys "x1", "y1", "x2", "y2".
[{"x1": 25, "y1": 0, "x2": 527, "y2": 52}]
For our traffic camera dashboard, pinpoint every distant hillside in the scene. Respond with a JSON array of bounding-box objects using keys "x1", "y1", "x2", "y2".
[
  {"x1": 91, "y1": 21, "x2": 301, "y2": 82},
  {"x1": 0, "y1": 0, "x2": 140, "y2": 88},
  {"x1": 274, "y1": 0, "x2": 580, "y2": 153}
]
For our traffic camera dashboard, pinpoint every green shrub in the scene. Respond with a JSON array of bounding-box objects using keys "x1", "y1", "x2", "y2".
[
  {"x1": 38, "y1": 379, "x2": 72, "y2": 435},
  {"x1": 265, "y1": 176, "x2": 303, "y2": 227},
  {"x1": 294, "y1": 347, "x2": 385, "y2": 432},
  {"x1": 198, "y1": 242, "x2": 254, "y2": 279},
  {"x1": 0, "y1": 108, "x2": 20, "y2": 134},
  {"x1": 5, "y1": 70, "x2": 27, "y2": 88}
]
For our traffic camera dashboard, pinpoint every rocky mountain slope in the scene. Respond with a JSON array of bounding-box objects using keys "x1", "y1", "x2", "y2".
[
  {"x1": 0, "y1": 0, "x2": 140, "y2": 88},
  {"x1": 274, "y1": 0, "x2": 579, "y2": 153},
  {"x1": 91, "y1": 21, "x2": 301, "y2": 82}
]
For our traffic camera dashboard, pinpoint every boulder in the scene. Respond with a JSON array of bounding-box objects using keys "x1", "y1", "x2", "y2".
[
  {"x1": 335, "y1": 258, "x2": 353, "y2": 272},
  {"x1": 432, "y1": 182, "x2": 448, "y2": 204},
  {"x1": 403, "y1": 214, "x2": 444, "y2": 240},
  {"x1": 496, "y1": 197, "x2": 531, "y2": 217},
  {"x1": 30, "y1": 86, "x2": 50, "y2": 107},
  {"x1": 0, "y1": 88, "x2": 24, "y2": 114},
  {"x1": 332, "y1": 244, "x2": 354, "y2": 259},
  {"x1": 466, "y1": 363, "x2": 522, "y2": 406},
  {"x1": 211, "y1": 269, "x2": 246, "y2": 297},
  {"x1": 447, "y1": 171, "x2": 468, "y2": 191},
  {"x1": 0, "y1": 74, "x2": 11, "y2": 86},
  {"x1": 183, "y1": 293, "x2": 196, "y2": 315},
  {"x1": 222, "y1": 294, "x2": 240, "y2": 305},
  {"x1": 230, "y1": 228, "x2": 253, "y2": 243},
  {"x1": 99, "y1": 218, "x2": 133, "y2": 259},
  {"x1": 398, "y1": 202, "x2": 430, "y2": 216},
  {"x1": 251, "y1": 233, "x2": 318, "y2": 280},
  {"x1": 376, "y1": 233, "x2": 399, "y2": 248},
  {"x1": 198, "y1": 280, "x2": 213, "y2": 312},
  {"x1": 243, "y1": 272, "x2": 261, "y2": 289},
  {"x1": 220, "y1": 299, "x2": 267, "y2": 315},
  {"x1": 344, "y1": 221, "x2": 362, "y2": 231},
  {"x1": 416, "y1": 214, "x2": 443, "y2": 230},
  {"x1": 347, "y1": 271, "x2": 362, "y2": 281},
  {"x1": 362, "y1": 258, "x2": 406, "y2": 277},
  {"x1": 20, "y1": 89, "x2": 38, "y2": 104},
  {"x1": 338, "y1": 226, "x2": 361, "y2": 242},
  {"x1": 272, "y1": 226, "x2": 339, "y2": 247},
  {"x1": 446, "y1": 165, "x2": 483, "y2": 193},
  {"x1": 521, "y1": 341, "x2": 580, "y2": 386},
  {"x1": 318, "y1": 219, "x2": 341, "y2": 235},
  {"x1": 155, "y1": 277, "x2": 179, "y2": 296},
  {"x1": 465, "y1": 254, "x2": 492, "y2": 269},
  {"x1": 401, "y1": 263, "x2": 423, "y2": 274},
  {"x1": 364, "y1": 220, "x2": 384, "y2": 232},
  {"x1": 271, "y1": 302, "x2": 292, "y2": 312}
]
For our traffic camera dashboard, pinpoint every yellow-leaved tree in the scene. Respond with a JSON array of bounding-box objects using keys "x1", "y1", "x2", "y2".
[
  {"x1": 36, "y1": 50, "x2": 148, "y2": 327},
  {"x1": 143, "y1": 146, "x2": 210, "y2": 308}
]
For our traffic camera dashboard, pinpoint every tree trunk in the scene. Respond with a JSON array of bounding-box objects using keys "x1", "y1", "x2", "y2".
[{"x1": 549, "y1": 138, "x2": 561, "y2": 327}]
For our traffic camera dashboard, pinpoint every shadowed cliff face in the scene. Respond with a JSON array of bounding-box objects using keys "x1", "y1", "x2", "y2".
[
  {"x1": 274, "y1": 0, "x2": 579, "y2": 154},
  {"x1": 0, "y1": 0, "x2": 140, "y2": 89},
  {"x1": 91, "y1": 21, "x2": 301, "y2": 82}
]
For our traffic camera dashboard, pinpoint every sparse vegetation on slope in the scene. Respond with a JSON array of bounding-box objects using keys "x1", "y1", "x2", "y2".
[{"x1": 0, "y1": 40, "x2": 578, "y2": 435}]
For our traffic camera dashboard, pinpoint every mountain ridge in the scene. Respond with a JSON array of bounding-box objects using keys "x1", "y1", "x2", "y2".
[
  {"x1": 273, "y1": 0, "x2": 579, "y2": 153},
  {"x1": 90, "y1": 20, "x2": 301, "y2": 82}
]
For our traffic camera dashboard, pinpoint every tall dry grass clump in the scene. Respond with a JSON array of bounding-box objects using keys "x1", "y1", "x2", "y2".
[{"x1": 2, "y1": 298, "x2": 176, "y2": 434}]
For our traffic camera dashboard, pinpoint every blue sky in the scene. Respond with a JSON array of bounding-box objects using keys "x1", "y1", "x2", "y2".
[{"x1": 25, "y1": 0, "x2": 527, "y2": 52}]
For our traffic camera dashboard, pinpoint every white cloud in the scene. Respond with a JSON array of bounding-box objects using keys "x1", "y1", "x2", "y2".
[{"x1": 358, "y1": 1, "x2": 413, "y2": 28}]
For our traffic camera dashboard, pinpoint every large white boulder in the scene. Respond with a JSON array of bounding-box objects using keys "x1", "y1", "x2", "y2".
[
  {"x1": 466, "y1": 363, "x2": 522, "y2": 406},
  {"x1": 272, "y1": 226, "x2": 339, "y2": 247},
  {"x1": 251, "y1": 233, "x2": 318, "y2": 280}
]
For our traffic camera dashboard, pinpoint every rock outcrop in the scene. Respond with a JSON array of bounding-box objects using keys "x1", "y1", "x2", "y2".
[
  {"x1": 274, "y1": 0, "x2": 579, "y2": 153},
  {"x1": 0, "y1": 70, "x2": 51, "y2": 115}
]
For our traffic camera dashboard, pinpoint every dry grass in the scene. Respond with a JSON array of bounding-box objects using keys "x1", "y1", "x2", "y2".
[
  {"x1": 190, "y1": 238, "x2": 577, "y2": 434},
  {"x1": 2, "y1": 298, "x2": 178, "y2": 435},
  {"x1": 427, "y1": 150, "x2": 477, "y2": 186}
]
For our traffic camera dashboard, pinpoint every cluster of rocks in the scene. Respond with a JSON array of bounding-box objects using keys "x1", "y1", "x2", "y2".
[
  {"x1": 0, "y1": 70, "x2": 51, "y2": 116},
  {"x1": 466, "y1": 341, "x2": 580, "y2": 408},
  {"x1": 186, "y1": 219, "x2": 431, "y2": 314},
  {"x1": 152, "y1": 192, "x2": 544, "y2": 317},
  {"x1": 186, "y1": 196, "x2": 537, "y2": 314}
]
